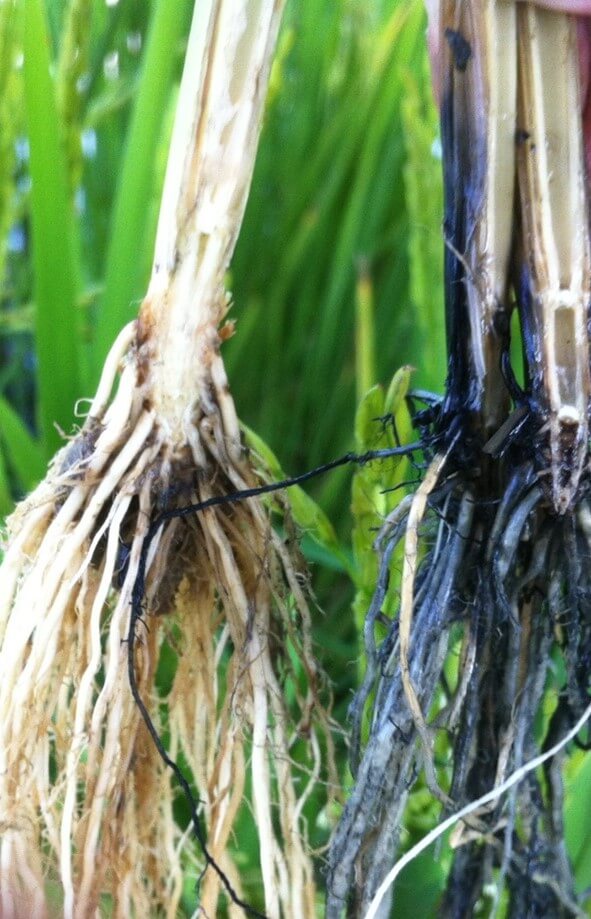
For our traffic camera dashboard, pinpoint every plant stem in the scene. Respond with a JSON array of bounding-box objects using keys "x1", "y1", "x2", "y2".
[{"x1": 138, "y1": 0, "x2": 285, "y2": 444}]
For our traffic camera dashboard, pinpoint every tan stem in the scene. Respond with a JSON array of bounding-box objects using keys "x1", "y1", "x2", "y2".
[
  {"x1": 517, "y1": 5, "x2": 591, "y2": 512},
  {"x1": 137, "y1": 0, "x2": 284, "y2": 443}
]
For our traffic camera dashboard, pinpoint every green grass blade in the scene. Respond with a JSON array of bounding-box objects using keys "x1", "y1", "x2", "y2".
[
  {"x1": 94, "y1": 0, "x2": 192, "y2": 378},
  {"x1": 355, "y1": 263, "x2": 376, "y2": 403},
  {"x1": 351, "y1": 368, "x2": 412, "y2": 635},
  {"x1": 565, "y1": 750, "x2": 591, "y2": 897},
  {"x1": 24, "y1": 0, "x2": 81, "y2": 457},
  {"x1": 56, "y1": 0, "x2": 94, "y2": 187},
  {"x1": 0, "y1": 443, "x2": 13, "y2": 517},
  {"x1": 0, "y1": 2, "x2": 20, "y2": 290},
  {"x1": 401, "y1": 65, "x2": 445, "y2": 393},
  {"x1": 0, "y1": 394, "x2": 46, "y2": 493}
]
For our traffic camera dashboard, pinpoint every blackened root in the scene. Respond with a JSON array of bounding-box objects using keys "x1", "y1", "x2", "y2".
[{"x1": 328, "y1": 457, "x2": 591, "y2": 918}]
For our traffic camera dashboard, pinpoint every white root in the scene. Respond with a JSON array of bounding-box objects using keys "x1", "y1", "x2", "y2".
[{"x1": 0, "y1": 1, "x2": 333, "y2": 916}]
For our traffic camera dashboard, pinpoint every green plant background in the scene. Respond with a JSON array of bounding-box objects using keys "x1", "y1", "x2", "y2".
[{"x1": 2, "y1": 0, "x2": 590, "y2": 915}]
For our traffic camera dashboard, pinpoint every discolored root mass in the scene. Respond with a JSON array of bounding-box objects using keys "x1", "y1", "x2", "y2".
[
  {"x1": 0, "y1": 1, "x2": 335, "y2": 917},
  {"x1": 0, "y1": 314, "x2": 334, "y2": 918},
  {"x1": 328, "y1": 444, "x2": 591, "y2": 918},
  {"x1": 328, "y1": 3, "x2": 591, "y2": 916}
]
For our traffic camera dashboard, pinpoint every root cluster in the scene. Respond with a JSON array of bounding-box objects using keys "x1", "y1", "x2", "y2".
[
  {"x1": 328, "y1": 439, "x2": 591, "y2": 918},
  {"x1": 0, "y1": 322, "x2": 334, "y2": 918}
]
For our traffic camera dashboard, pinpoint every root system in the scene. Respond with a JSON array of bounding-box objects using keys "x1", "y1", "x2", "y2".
[
  {"x1": 0, "y1": 2, "x2": 336, "y2": 917},
  {"x1": 0, "y1": 318, "x2": 336, "y2": 918},
  {"x1": 327, "y1": 4, "x2": 591, "y2": 916},
  {"x1": 327, "y1": 432, "x2": 591, "y2": 917}
]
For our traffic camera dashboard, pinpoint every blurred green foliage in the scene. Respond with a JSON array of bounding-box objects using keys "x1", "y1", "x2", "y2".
[{"x1": 5, "y1": 0, "x2": 591, "y2": 914}]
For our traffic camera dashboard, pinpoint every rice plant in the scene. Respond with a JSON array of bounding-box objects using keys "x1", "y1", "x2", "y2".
[
  {"x1": 329, "y1": 4, "x2": 591, "y2": 917},
  {"x1": 4, "y1": 0, "x2": 591, "y2": 917},
  {"x1": 1, "y1": 1, "x2": 335, "y2": 915}
]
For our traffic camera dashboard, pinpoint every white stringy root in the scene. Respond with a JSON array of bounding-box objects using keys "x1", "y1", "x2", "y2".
[{"x1": 0, "y1": 321, "x2": 333, "y2": 919}]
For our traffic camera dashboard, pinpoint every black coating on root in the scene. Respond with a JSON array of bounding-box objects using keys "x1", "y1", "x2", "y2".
[{"x1": 325, "y1": 418, "x2": 591, "y2": 918}]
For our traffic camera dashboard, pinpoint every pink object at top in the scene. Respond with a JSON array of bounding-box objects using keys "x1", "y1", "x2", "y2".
[{"x1": 426, "y1": 0, "x2": 591, "y2": 172}]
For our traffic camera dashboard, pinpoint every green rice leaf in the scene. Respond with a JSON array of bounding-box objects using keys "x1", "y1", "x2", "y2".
[
  {"x1": 401, "y1": 64, "x2": 445, "y2": 393},
  {"x1": 24, "y1": 0, "x2": 81, "y2": 457},
  {"x1": 242, "y1": 424, "x2": 349, "y2": 571},
  {"x1": 0, "y1": 394, "x2": 45, "y2": 493},
  {"x1": 565, "y1": 750, "x2": 591, "y2": 895},
  {"x1": 351, "y1": 368, "x2": 413, "y2": 640},
  {"x1": 0, "y1": 443, "x2": 13, "y2": 517},
  {"x1": 385, "y1": 363, "x2": 413, "y2": 418},
  {"x1": 354, "y1": 384, "x2": 386, "y2": 456},
  {"x1": 94, "y1": 0, "x2": 192, "y2": 378},
  {"x1": 355, "y1": 262, "x2": 376, "y2": 402}
]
